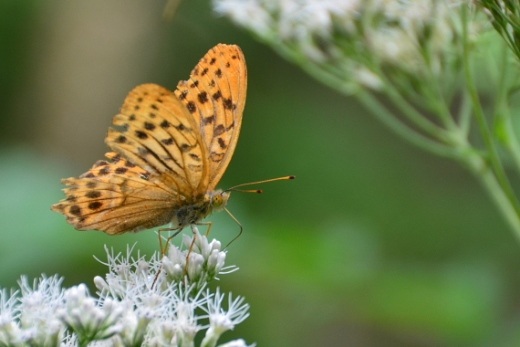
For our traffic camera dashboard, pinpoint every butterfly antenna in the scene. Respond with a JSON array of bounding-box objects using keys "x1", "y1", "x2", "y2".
[
  {"x1": 223, "y1": 176, "x2": 294, "y2": 248},
  {"x1": 226, "y1": 175, "x2": 295, "y2": 193}
]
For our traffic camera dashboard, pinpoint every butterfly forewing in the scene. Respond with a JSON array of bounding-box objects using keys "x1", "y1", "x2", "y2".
[
  {"x1": 106, "y1": 84, "x2": 209, "y2": 193},
  {"x1": 175, "y1": 44, "x2": 247, "y2": 189}
]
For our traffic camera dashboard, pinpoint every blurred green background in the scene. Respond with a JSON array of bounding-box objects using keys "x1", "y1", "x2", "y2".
[{"x1": 2, "y1": 1, "x2": 520, "y2": 346}]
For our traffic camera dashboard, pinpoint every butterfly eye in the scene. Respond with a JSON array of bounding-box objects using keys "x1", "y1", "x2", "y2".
[
  {"x1": 211, "y1": 192, "x2": 230, "y2": 210},
  {"x1": 213, "y1": 195, "x2": 223, "y2": 207}
]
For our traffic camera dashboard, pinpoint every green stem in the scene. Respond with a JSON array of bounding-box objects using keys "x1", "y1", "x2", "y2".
[
  {"x1": 466, "y1": 152, "x2": 520, "y2": 239},
  {"x1": 356, "y1": 91, "x2": 460, "y2": 159},
  {"x1": 371, "y1": 65, "x2": 455, "y2": 144},
  {"x1": 263, "y1": 16, "x2": 520, "y2": 237},
  {"x1": 504, "y1": 115, "x2": 520, "y2": 172},
  {"x1": 494, "y1": 43, "x2": 520, "y2": 172},
  {"x1": 268, "y1": 42, "x2": 459, "y2": 158},
  {"x1": 384, "y1": 88, "x2": 451, "y2": 142},
  {"x1": 462, "y1": 10, "x2": 520, "y2": 215},
  {"x1": 461, "y1": 7, "x2": 520, "y2": 235},
  {"x1": 457, "y1": 90, "x2": 472, "y2": 137},
  {"x1": 270, "y1": 38, "x2": 455, "y2": 145}
]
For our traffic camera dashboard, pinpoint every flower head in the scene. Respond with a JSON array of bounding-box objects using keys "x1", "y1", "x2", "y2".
[
  {"x1": 214, "y1": 0, "x2": 479, "y2": 92},
  {"x1": 0, "y1": 232, "x2": 251, "y2": 346},
  {"x1": 60, "y1": 284, "x2": 125, "y2": 343},
  {"x1": 158, "y1": 227, "x2": 238, "y2": 288},
  {"x1": 17, "y1": 275, "x2": 65, "y2": 346},
  {"x1": 201, "y1": 288, "x2": 250, "y2": 346},
  {"x1": 0, "y1": 288, "x2": 23, "y2": 346}
]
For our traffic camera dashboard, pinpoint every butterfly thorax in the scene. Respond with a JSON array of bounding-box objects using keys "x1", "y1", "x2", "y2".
[{"x1": 172, "y1": 190, "x2": 230, "y2": 229}]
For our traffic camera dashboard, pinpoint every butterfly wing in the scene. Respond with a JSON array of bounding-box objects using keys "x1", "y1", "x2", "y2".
[
  {"x1": 52, "y1": 84, "x2": 210, "y2": 234},
  {"x1": 107, "y1": 83, "x2": 210, "y2": 193},
  {"x1": 52, "y1": 152, "x2": 180, "y2": 234},
  {"x1": 175, "y1": 44, "x2": 247, "y2": 189}
]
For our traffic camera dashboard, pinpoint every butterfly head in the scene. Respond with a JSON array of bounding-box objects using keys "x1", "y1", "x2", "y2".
[{"x1": 208, "y1": 190, "x2": 230, "y2": 212}]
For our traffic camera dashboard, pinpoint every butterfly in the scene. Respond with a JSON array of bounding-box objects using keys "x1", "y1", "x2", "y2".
[{"x1": 52, "y1": 44, "x2": 253, "y2": 235}]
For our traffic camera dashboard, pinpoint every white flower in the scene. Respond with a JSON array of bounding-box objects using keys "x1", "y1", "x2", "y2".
[
  {"x1": 366, "y1": 27, "x2": 421, "y2": 70},
  {"x1": 94, "y1": 244, "x2": 158, "y2": 298},
  {"x1": 353, "y1": 66, "x2": 383, "y2": 90},
  {"x1": 18, "y1": 275, "x2": 65, "y2": 346},
  {"x1": 105, "y1": 299, "x2": 151, "y2": 346},
  {"x1": 201, "y1": 289, "x2": 250, "y2": 346},
  {"x1": 0, "y1": 288, "x2": 22, "y2": 346},
  {"x1": 0, "y1": 295, "x2": 23, "y2": 346},
  {"x1": 170, "y1": 283, "x2": 206, "y2": 343},
  {"x1": 60, "y1": 284, "x2": 124, "y2": 342},
  {"x1": 142, "y1": 282, "x2": 207, "y2": 346},
  {"x1": 0, "y1": 234, "x2": 251, "y2": 346},
  {"x1": 213, "y1": 0, "x2": 471, "y2": 88},
  {"x1": 214, "y1": 0, "x2": 272, "y2": 35},
  {"x1": 159, "y1": 227, "x2": 237, "y2": 287}
]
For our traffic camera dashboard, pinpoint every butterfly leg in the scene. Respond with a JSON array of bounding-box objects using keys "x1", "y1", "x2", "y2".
[
  {"x1": 200, "y1": 221, "x2": 213, "y2": 236},
  {"x1": 153, "y1": 226, "x2": 182, "y2": 289},
  {"x1": 183, "y1": 223, "x2": 210, "y2": 276},
  {"x1": 223, "y1": 207, "x2": 243, "y2": 249},
  {"x1": 157, "y1": 227, "x2": 183, "y2": 255},
  {"x1": 184, "y1": 224, "x2": 199, "y2": 276}
]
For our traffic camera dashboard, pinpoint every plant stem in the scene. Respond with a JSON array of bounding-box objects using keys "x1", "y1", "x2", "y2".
[
  {"x1": 355, "y1": 91, "x2": 459, "y2": 159},
  {"x1": 461, "y1": 6, "x2": 520, "y2": 218},
  {"x1": 464, "y1": 151, "x2": 520, "y2": 239},
  {"x1": 494, "y1": 43, "x2": 520, "y2": 173}
]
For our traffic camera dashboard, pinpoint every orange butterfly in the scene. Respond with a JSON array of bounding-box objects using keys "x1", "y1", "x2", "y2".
[{"x1": 52, "y1": 44, "x2": 292, "y2": 236}]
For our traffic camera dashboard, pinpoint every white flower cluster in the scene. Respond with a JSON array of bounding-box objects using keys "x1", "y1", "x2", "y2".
[
  {"x1": 0, "y1": 230, "x2": 253, "y2": 347},
  {"x1": 214, "y1": 0, "x2": 471, "y2": 91}
]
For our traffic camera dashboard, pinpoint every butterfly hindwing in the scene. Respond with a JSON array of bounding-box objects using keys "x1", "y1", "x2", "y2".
[{"x1": 51, "y1": 152, "x2": 179, "y2": 234}]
